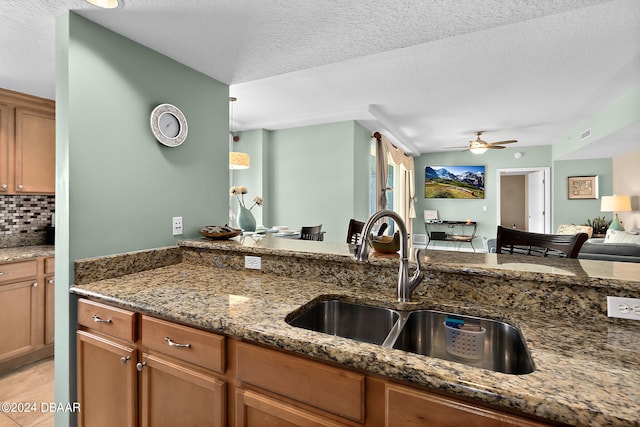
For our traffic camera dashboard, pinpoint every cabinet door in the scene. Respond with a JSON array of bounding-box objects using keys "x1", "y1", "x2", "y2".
[
  {"x1": 76, "y1": 330, "x2": 137, "y2": 427},
  {"x1": 235, "y1": 389, "x2": 344, "y2": 427},
  {"x1": 14, "y1": 107, "x2": 55, "y2": 194},
  {"x1": 45, "y1": 276, "x2": 54, "y2": 345},
  {"x1": 385, "y1": 383, "x2": 550, "y2": 427},
  {"x1": 0, "y1": 279, "x2": 39, "y2": 361},
  {"x1": 139, "y1": 353, "x2": 226, "y2": 427},
  {"x1": 0, "y1": 103, "x2": 10, "y2": 192}
]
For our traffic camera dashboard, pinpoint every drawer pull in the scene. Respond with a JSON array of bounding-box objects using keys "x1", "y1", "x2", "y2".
[
  {"x1": 164, "y1": 337, "x2": 191, "y2": 349},
  {"x1": 136, "y1": 362, "x2": 146, "y2": 372},
  {"x1": 0, "y1": 272, "x2": 7, "y2": 276},
  {"x1": 92, "y1": 315, "x2": 112, "y2": 323},
  {"x1": 120, "y1": 356, "x2": 130, "y2": 365}
]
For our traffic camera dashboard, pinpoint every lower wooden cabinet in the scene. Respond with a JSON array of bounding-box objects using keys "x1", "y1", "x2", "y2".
[
  {"x1": 76, "y1": 330, "x2": 137, "y2": 427},
  {"x1": 384, "y1": 382, "x2": 550, "y2": 427},
  {"x1": 76, "y1": 299, "x2": 552, "y2": 427},
  {"x1": 235, "y1": 388, "x2": 343, "y2": 427},
  {"x1": 77, "y1": 299, "x2": 226, "y2": 427},
  {"x1": 140, "y1": 353, "x2": 225, "y2": 427},
  {"x1": 0, "y1": 256, "x2": 54, "y2": 373}
]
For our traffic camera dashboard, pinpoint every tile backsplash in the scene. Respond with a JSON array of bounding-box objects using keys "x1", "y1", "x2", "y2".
[{"x1": 0, "y1": 195, "x2": 55, "y2": 247}]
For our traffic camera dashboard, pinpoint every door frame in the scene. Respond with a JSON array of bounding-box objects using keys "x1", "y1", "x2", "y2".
[{"x1": 496, "y1": 167, "x2": 551, "y2": 233}]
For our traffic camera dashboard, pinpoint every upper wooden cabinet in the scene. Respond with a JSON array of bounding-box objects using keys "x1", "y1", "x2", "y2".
[{"x1": 0, "y1": 88, "x2": 55, "y2": 195}]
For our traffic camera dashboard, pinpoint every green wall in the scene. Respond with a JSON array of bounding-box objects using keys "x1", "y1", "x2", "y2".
[
  {"x1": 233, "y1": 121, "x2": 370, "y2": 242},
  {"x1": 552, "y1": 158, "x2": 613, "y2": 227},
  {"x1": 56, "y1": 13, "x2": 228, "y2": 426},
  {"x1": 412, "y1": 146, "x2": 613, "y2": 243},
  {"x1": 553, "y1": 84, "x2": 640, "y2": 160}
]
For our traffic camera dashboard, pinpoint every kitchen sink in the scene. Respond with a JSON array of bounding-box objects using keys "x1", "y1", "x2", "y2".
[
  {"x1": 392, "y1": 310, "x2": 535, "y2": 375},
  {"x1": 286, "y1": 299, "x2": 534, "y2": 374},
  {"x1": 286, "y1": 299, "x2": 400, "y2": 345}
]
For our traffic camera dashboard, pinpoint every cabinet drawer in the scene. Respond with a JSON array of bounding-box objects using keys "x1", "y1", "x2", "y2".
[
  {"x1": 141, "y1": 316, "x2": 225, "y2": 374},
  {"x1": 44, "y1": 257, "x2": 54, "y2": 274},
  {"x1": 77, "y1": 299, "x2": 136, "y2": 342},
  {"x1": 0, "y1": 260, "x2": 37, "y2": 284},
  {"x1": 236, "y1": 342, "x2": 365, "y2": 422}
]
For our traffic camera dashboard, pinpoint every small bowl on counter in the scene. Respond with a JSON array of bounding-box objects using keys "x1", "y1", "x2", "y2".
[
  {"x1": 369, "y1": 231, "x2": 401, "y2": 254},
  {"x1": 200, "y1": 225, "x2": 242, "y2": 240}
]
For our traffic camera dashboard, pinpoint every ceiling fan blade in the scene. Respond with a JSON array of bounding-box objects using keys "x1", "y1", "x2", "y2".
[
  {"x1": 488, "y1": 140, "x2": 517, "y2": 145},
  {"x1": 442, "y1": 145, "x2": 470, "y2": 150},
  {"x1": 486, "y1": 145, "x2": 506, "y2": 149}
]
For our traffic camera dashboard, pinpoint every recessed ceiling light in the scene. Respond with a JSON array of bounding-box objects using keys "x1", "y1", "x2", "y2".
[{"x1": 85, "y1": 0, "x2": 120, "y2": 9}]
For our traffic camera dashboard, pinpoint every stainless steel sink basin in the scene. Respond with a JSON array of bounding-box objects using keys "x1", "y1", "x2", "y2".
[
  {"x1": 286, "y1": 300, "x2": 400, "y2": 345},
  {"x1": 392, "y1": 310, "x2": 535, "y2": 375},
  {"x1": 286, "y1": 299, "x2": 534, "y2": 374}
]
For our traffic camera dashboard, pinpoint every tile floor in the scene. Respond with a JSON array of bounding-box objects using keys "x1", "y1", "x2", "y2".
[{"x1": 0, "y1": 358, "x2": 54, "y2": 427}]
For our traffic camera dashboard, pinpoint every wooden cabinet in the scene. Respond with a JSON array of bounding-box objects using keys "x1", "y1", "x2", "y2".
[
  {"x1": 384, "y1": 382, "x2": 550, "y2": 427},
  {"x1": 77, "y1": 301, "x2": 226, "y2": 427},
  {"x1": 44, "y1": 257, "x2": 54, "y2": 345},
  {"x1": 77, "y1": 300, "x2": 552, "y2": 427},
  {"x1": 77, "y1": 330, "x2": 138, "y2": 427},
  {"x1": 235, "y1": 341, "x2": 365, "y2": 425},
  {"x1": 0, "y1": 88, "x2": 55, "y2": 195},
  {"x1": 0, "y1": 256, "x2": 54, "y2": 373}
]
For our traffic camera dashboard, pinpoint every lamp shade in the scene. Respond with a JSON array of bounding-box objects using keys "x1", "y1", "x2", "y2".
[
  {"x1": 229, "y1": 152, "x2": 250, "y2": 170},
  {"x1": 600, "y1": 195, "x2": 631, "y2": 212}
]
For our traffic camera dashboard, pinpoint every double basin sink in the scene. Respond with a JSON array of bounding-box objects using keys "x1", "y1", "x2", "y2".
[{"x1": 286, "y1": 299, "x2": 534, "y2": 375}]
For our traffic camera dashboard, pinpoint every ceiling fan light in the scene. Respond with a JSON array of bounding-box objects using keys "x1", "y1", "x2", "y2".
[{"x1": 470, "y1": 147, "x2": 488, "y2": 155}]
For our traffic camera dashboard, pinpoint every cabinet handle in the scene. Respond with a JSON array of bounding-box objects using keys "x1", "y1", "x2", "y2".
[
  {"x1": 164, "y1": 337, "x2": 191, "y2": 349},
  {"x1": 17, "y1": 184, "x2": 23, "y2": 191},
  {"x1": 92, "y1": 315, "x2": 112, "y2": 323},
  {"x1": 120, "y1": 356, "x2": 130, "y2": 365},
  {"x1": 48, "y1": 279, "x2": 54, "y2": 284},
  {"x1": 32, "y1": 282, "x2": 38, "y2": 288},
  {"x1": 1, "y1": 184, "x2": 6, "y2": 189},
  {"x1": 0, "y1": 271, "x2": 8, "y2": 276},
  {"x1": 136, "y1": 362, "x2": 146, "y2": 372}
]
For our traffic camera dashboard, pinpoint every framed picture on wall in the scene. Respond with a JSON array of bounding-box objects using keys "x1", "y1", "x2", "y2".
[
  {"x1": 425, "y1": 166, "x2": 485, "y2": 199},
  {"x1": 567, "y1": 175, "x2": 598, "y2": 199}
]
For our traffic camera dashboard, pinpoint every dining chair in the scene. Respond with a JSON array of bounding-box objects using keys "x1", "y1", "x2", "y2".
[
  {"x1": 346, "y1": 219, "x2": 365, "y2": 244},
  {"x1": 495, "y1": 226, "x2": 588, "y2": 258},
  {"x1": 300, "y1": 225, "x2": 325, "y2": 241}
]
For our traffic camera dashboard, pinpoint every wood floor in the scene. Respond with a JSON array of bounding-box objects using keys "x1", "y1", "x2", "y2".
[{"x1": 0, "y1": 358, "x2": 54, "y2": 427}]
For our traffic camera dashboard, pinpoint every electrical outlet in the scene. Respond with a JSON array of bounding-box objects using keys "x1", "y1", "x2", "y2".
[
  {"x1": 172, "y1": 216, "x2": 183, "y2": 236},
  {"x1": 245, "y1": 256, "x2": 261, "y2": 270},
  {"x1": 607, "y1": 296, "x2": 640, "y2": 320}
]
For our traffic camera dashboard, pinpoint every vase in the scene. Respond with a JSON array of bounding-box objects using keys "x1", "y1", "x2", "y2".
[{"x1": 237, "y1": 206, "x2": 256, "y2": 232}]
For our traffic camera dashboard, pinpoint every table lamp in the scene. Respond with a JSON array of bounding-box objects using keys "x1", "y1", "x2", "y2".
[{"x1": 600, "y1": 195, "x2": 632, "y2": 231}]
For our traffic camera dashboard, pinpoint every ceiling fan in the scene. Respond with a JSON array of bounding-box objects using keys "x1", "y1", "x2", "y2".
[{"x1": 444, "y1": 131, "x2": 518, "y2": 154}]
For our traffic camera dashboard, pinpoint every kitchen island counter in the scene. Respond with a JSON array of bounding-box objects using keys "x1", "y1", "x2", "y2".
[{"x1": 71, "y1": 240, "x2": 640, "y2": 426}]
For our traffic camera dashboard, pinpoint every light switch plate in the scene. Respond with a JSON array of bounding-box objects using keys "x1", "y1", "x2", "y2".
[{"x1": 607, "y1": 296, "x2": 640, "y2": 320}]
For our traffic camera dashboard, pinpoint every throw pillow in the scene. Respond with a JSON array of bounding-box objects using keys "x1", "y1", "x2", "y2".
[{"x1": 604, "y1": 228, "x2": 640, "y2": 244}]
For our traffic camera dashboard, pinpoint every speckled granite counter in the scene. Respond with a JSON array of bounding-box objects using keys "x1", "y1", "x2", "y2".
[
  {"x1": 71, "y1": 238, "x2": 640, "y2": 426},
  {"x1": 0, "y1": 245, "x2": 54, "y2": 263}
]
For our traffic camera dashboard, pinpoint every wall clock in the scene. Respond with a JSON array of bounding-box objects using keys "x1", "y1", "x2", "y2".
[{"x1": 150, "y1": 103, "x2": 188, "y2": 147}]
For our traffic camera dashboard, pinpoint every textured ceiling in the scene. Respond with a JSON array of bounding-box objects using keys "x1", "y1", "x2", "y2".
[{"x1": 1, "y1": 0, "x2": 638, "y2": 156}]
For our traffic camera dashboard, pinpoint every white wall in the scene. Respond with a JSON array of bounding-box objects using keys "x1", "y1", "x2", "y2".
[{"x1": 613, "y1": 149, "x2": 640, "y2": 230}]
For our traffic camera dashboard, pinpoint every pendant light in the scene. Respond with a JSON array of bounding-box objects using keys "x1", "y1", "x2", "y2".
[
  {"x1": 229, "y1": 97, "x2": 250, "y2": 170},
  {"x1": 85, "y1": 0, "x2": 120, "y2": 8}
]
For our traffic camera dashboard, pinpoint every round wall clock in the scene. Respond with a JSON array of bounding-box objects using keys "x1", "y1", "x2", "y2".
[{"x1": 150, "y1": 103, "x2": 188, "y2": 147}]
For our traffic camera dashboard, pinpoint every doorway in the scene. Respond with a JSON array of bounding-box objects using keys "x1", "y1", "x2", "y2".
[{"x1": 496, "y1": 167, "x2": 550, "y2": 233}]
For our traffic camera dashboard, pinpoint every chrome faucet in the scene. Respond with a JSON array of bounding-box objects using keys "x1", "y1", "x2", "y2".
[{"x1": 355, "y1": 209, "x2": 424, "y2": 302}]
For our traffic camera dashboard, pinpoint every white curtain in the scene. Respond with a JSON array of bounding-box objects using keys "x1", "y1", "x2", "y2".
[{"x1": 375, "y1": 133, "x2": 416, "y2": 237}]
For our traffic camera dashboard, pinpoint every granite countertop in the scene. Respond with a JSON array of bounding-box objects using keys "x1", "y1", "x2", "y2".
[
  {"x1": 71, "y1": 258, "x2": 640, "y2": 426},
  {"x1": 0, "y1": 245, "x2": 55, "y2": 263}
]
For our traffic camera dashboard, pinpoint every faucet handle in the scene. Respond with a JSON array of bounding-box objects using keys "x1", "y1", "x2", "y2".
[{"x1": 411, "y1": 248, "x2": 424, "y2": 282}]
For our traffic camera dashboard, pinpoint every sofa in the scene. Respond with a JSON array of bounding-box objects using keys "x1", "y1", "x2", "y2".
[{"x1": 578, "y1": 228, "x2": 640, "y2": 263}]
